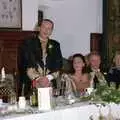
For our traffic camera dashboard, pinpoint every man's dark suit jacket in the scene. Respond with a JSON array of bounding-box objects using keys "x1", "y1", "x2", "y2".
[
  {"x1": 87, "y1": 66, "x2": 107, "y2": 89},
  {"x1": 18, "y1": 34, "x2": 63, "y2": 98},
  {"x1": 107, "y1": 67, "x2": 120, "y2": 89}
]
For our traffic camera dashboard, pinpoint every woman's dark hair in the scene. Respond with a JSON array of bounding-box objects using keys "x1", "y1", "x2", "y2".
[{"x1": 69, "y1": 53, "x2": 87, "y2": 74}]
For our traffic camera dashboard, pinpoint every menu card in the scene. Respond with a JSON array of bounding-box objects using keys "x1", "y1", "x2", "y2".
[{"x1": 38, "y1": 87, "x2": 53, "y2": 111}]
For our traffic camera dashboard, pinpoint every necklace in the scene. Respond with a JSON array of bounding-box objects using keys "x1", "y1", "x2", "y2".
[{"x1": 72, "y1": 74, "x2": 82, "y2": 83}]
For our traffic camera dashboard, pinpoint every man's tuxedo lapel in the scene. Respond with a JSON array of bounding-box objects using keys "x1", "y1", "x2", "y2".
[
  {"x1": 35, "y1": 38, "x2": 44, "y2": 69},
  {"x1": 46, "y1": 39, "x2": 53, "y2": 56},
  {"x1": 46, "y1": 39, "x2": 52, "y2": 68}
]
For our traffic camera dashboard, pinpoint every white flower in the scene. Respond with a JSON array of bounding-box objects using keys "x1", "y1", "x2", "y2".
[{"x1": 48, "y1": 44, "x2": 53, "y2": 49}]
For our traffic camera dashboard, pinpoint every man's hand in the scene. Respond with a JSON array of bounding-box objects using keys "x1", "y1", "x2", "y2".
[{"x1": 36, "y1": 77, "x2": 50, "y2": 87}]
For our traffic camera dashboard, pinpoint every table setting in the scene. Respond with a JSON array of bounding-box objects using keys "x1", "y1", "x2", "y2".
[
  {"x1": 0, "y1": 85, "x2": 120, "y2": 120},
  {"x1": 0, "y1": 68, "x2": 120, "y2": 120},
  {"x1": 0, "y1": 100, "x2": 120, "y2": 120}
]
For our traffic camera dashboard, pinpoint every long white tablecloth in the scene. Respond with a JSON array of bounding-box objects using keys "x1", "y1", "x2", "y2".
[
  {"x1": 1, "y1": 102, "x2": 120, "y2": 120},
  {"x1": 1, "y1": 105, "x2": 99, "y2": 120}
]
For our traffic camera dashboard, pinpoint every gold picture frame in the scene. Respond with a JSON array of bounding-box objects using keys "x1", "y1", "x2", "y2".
[{"x1": 0, "y1": 0, "x2": 22, "y2": 30}]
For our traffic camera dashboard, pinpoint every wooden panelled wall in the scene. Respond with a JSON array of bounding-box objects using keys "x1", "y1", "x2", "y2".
[
  {"x1": 0, "y1": 31, "x2": 101, "y2": 74},
  {"x1": 90, "y1": 33, "x2": 102, "y2": 52},
  {"x1": 0, "y1": 31, "x2": 36, "y2": 74}
]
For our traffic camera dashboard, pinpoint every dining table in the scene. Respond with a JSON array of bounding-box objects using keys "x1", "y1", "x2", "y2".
[{"x1": 0, "y1": 96, "x2": 120, "y2": 120}]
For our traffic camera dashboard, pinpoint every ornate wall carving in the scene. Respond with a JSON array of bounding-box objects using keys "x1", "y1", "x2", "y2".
[
  {"x1": 108, "y1": 0, "x2": 120, "y2": 62},
  {"x1": 103, "y1": 0, "x2": 120, "y2": 66}
]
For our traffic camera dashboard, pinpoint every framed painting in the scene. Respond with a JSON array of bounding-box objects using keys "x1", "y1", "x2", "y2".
[{"x1": 0, "y1": 0, "x2": 22, "y2": 29}]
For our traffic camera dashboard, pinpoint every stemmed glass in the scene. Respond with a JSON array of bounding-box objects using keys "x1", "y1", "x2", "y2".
[{"x1": 53, "y1": 89, "x2": 60, "y2": 97}]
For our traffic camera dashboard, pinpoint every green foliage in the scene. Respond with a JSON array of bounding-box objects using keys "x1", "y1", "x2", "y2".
[{"x1": 81, "y1": 83, "x2": 120, "y2": 104}]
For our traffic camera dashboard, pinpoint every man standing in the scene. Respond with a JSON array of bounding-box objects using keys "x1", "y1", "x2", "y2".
[{"x1": 18, "y1": 19, "x2": 63, "y2": 97}]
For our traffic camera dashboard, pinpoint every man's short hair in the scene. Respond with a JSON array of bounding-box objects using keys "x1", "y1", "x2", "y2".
[
  {"x1": 39, "y1": 19, "x2": 54, "y2": 29},
  {"x1": 88, "y1": 51, "x2": 101, "y2": 60}
]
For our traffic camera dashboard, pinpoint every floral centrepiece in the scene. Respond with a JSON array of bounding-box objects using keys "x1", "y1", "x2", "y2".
[{"x1": 81, "y1": 83, "x2": 120, "y2": 104}]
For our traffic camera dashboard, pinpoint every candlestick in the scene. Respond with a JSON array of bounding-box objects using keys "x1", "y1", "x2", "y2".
[{"x1": 21, "y1": 84, "x2": 25, "y2": 96}]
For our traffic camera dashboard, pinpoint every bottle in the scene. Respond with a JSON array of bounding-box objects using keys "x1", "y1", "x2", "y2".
[
  {"x1": 30, "y1": 80, "x2": 38, "y2": 107},
  {"x1": 9, "y1": 94, "x2": 16, "y2": 104}
]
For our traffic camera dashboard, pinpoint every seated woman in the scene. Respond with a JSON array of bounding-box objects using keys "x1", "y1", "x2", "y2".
[
  {"x1": 61, "y1": 53, "x2": 90, "y2": 97},
  {"x1": 107, "y1": 51, "x2": 120, "y2": 89}
]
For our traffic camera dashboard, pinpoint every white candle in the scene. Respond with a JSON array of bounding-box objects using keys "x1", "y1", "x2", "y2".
[
  {"x1": 0, "y1": 99, "x2": 3, "y2": 106},
  {"x1": 18, "y1": 96, "x2": 26, "y2": 109},
  {"x1": 1, "y1": 67, "x2": 5, "y2": 81}
]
